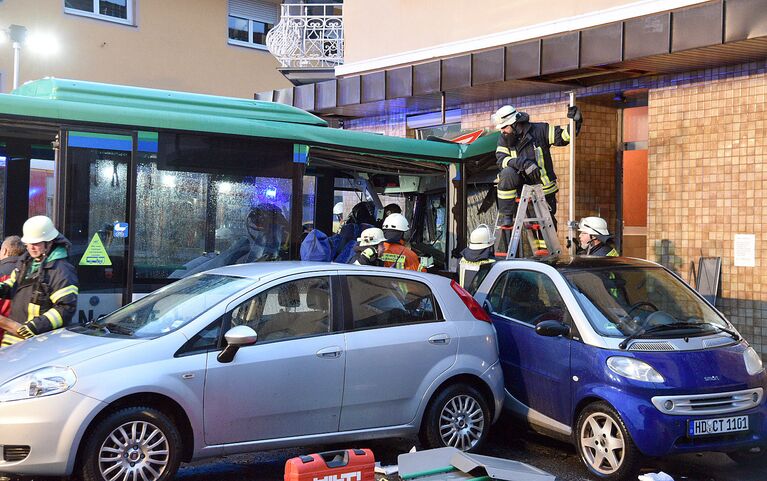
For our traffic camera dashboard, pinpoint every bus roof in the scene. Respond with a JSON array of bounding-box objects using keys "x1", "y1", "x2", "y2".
[{"x1": 0, "y1": 78, "x2": 491, "y2": 163}]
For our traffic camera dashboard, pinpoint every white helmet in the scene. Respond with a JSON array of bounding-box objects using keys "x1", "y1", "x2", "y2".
[
  {"x1": 578, "y1": 217, "x2": 609, "y2": 236},
  {"x1": 357, "y1": 227, "x2": 386, "y2": 247},
  {"x1": 493, "y1": 105, "x2": 519, "y2": 130},
  {"x1": 22, "y1": 215, "x2": 59, "y2": 244},
  {"x1": 468, "y1": 224, "x2": 495, "y2": 249},
  {"x1": 333, "y1": 202, "x2": 344, "y2": 216},
  {"x1": 382, "y1": 213, "x2": 409, "y2": 232}
]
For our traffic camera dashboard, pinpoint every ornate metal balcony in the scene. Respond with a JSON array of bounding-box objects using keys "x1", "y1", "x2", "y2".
[{"x1": 266, "y1": 3, "x2": 343, "y2": 70}]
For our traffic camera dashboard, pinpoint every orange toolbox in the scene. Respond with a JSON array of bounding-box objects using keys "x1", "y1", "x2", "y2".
[{"x1": 285, "y1": 449, "x2": 375, "y2": 481}]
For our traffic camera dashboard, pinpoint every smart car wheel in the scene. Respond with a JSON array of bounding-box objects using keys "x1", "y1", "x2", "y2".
[
  {"x1": 727, "y1": 446, "x2": 767, "y2": 467},
  {"x1": 81, "y1": 406, "x2": 182, "y2": 481},
  {"x1": 576, "y1": 402, "x2": 642, "y2": 480},
  {"x1": 422, "y1": 383, "x2": 490, "y2": 452}
]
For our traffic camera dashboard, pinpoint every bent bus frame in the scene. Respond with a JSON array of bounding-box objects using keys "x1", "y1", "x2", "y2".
[{"x1": 0, "y1": 78, "x2": 495, "y2": 320}]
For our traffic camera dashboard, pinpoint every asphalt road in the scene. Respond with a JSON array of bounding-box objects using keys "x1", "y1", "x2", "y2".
[{"x1": 172, "y1": 418, "x2": 765, "y2": 481}]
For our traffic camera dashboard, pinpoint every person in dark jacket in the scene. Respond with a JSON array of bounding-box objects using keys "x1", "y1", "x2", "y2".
[
  {"x1": 0, "y1": 235, "x2": 25, "y2": 345},
  {"x1": 0, "y1": 216, "x2": 79, "y2": 347},
  {"x1": 578, "y1": 216, "x2": 619, "y2": 256},
  {"x1": 458, "y1": 225, "x2": 496, "y2": 288},
  {"x1": 494, "y1": 104, "x2": 582, "y2": 227}
]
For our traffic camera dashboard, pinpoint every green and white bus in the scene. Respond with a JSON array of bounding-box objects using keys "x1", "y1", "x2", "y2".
[{"x1": 0, "y1": 78, "x2": 497, "y2": 320}]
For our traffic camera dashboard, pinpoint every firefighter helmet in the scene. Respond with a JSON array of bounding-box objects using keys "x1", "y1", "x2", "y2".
[
  {"x1": 382, "y1": 213, "x2": 409, "y2": 232},
  {"x1": 468, "y1": 224, "x2": 495, "y2": 249},
  {"x1": 578, "y1": 217, "x2": 610, "y2": 236},
  {"x1": 494, "y1": 105, "x2": 520, "y2": 130},
  {"x1": 21, "y1": 215, "x2": 59, "y2": 244},
  {"x1": 358, "y1": 227, "x2": 386, "y2": 247}
]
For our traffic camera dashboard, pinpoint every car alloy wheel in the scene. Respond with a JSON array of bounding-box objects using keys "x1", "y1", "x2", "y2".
[
  {"x1": 81, "y1": 406, "x2": 182, "y2": 481},
  {"x1": 575, "y1": 401, "x2": 641, "y2": 480},
  {"x1": 580, "y1": 412, "x2": 625, "y2": 474},
  {"x1": 422, "y1": 383, "x2": 490, "y2": 452},
  {"x1": 99, "y1": 420, "x2": 170, "y2": 481}
]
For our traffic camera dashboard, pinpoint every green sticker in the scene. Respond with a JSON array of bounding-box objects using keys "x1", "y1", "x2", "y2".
[{"x1": 79, "y1": 233, "x2": 113, "y2": 266}]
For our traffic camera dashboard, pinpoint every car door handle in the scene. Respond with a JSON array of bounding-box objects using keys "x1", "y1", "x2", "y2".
[
  {"x1": 428, "y1": 334, "x2": 451, "y2": 345},
  {"x1": 316, "y1": 347, "x2": 342, "y2": 358}
]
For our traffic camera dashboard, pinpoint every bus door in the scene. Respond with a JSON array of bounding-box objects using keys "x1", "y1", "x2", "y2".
[
  {"x1": 0, "y1": 125, "x2": 58, "y2": 239},
  {"x1": 60, "y1": 130, "x2": 136, "y2": 322}
]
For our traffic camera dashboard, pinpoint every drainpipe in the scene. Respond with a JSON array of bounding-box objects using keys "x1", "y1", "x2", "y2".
[{"x1": 568, "y1": 91, "x2": 577, "y2": 255}]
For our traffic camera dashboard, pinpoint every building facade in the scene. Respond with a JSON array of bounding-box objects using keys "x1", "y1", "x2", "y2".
[
  {"x1": 259, "y1": 0, "x2": 767, "y2": 358},
  {"x1": 0, "y1": 0, "x2": 292, "y2": 97}
]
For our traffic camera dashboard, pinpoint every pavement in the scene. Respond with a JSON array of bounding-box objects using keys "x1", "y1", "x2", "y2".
[{"x1": 172, "y1": 416, "x2": 765, "y2": 481}]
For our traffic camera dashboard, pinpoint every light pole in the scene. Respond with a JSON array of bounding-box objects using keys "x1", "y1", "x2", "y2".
[{"x1": 8, "y1": 24, "x2": 28, "y2": 90}]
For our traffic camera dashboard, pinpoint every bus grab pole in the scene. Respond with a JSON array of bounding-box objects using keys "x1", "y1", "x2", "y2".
[{"x1": 568, "y1": 91, "x2": 577, "y2": 256}]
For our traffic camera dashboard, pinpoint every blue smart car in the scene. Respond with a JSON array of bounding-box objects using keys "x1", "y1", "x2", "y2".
[{"x1": 471, "y1": 257, "x2": 766, "y2": 480}]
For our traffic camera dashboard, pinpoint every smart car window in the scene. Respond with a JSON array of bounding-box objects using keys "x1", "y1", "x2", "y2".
[
  {"x1": 229, "y1": 277, "x2": 331, "y2": 342},
  {"x1": 347, "y1": 276, "x2": 437, "y2": 329},
  {"x1": 564, "y1": 267, "x2": 728, "y2": 338},
  {"x1": 81, "y1": 274, "x2": 252, "y2": 338},
  {"x1": 488, "y1": 270, "x2": 568, "y2": 325}
]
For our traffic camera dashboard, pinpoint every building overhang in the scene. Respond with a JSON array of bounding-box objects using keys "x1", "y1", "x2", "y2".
[{"x1": 256, "y1": 0, "x2": 767, "y2": 118}]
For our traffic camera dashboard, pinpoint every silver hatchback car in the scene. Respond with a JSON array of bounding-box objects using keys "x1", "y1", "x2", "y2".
[{"x1": 0, "y1": 262, "x2": 503, "y2": 481}]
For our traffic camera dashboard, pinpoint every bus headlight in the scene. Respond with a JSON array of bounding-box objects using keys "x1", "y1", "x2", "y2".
[
  {"x1": 0, "y1": 366, "x2": 77, "y2": 402},
  {"x1": 607, "y1": 356, "x2": 664, "y2": 383}
]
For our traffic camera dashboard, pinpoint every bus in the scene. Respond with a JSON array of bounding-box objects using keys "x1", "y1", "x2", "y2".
[{"x1": 0, "y1": 78, "x2": 498, "y2": 320}]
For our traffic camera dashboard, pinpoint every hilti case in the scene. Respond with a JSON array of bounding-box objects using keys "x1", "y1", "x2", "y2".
[{"x1": 285, "y1": 448, "x2": 375, "y2": 481}]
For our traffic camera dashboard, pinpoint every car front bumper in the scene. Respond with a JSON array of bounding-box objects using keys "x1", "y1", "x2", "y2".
[
  {"x1": 0, "y1": 390, "x2": 105, "y2": 476},
  {"x1": 615, "y1": 391, "x2": 767, "y2": 457}
]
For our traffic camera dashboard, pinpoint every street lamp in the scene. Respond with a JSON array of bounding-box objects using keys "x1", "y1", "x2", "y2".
[
  {"x1": 3, "y1": 24, "x2": 59, "y2": 91},
  {"x1": 8, "y1": 24, "x2": 27, "y2": 90}
]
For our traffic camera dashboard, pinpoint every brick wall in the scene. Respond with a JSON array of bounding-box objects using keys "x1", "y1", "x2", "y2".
[{"x1": 648, "y1": 63, "x2": 767, "y2": 358}]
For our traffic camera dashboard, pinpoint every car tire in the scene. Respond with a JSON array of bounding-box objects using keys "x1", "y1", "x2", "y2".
[
  {"x1": 81, "y1": 406, "x2": 182, "y2": 481},
  {"x1": 727, "y1": 445, "x2": 767, "y2": 467},
  {"x1": 421, "y1": 383, "x2": 490, "y2": 452},
  {"x1": 575, "y1": 401, "x2": 642, "y2": 481}
]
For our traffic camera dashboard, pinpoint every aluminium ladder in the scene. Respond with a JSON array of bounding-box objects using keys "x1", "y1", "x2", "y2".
[{"x1": 494, "y1": 184, "x2": 561, "y2": 259}]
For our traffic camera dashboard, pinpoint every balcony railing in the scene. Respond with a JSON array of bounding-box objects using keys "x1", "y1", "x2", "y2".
[{"x1": 266, "y1": 3, "x2": 343, "y2": 69}]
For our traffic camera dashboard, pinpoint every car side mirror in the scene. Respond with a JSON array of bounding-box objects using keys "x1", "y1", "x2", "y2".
[
  {"x1": 535, "y1": 320, "x2": 570, "y2": 338},
  {"x1": 217, "y1": 325, "x2": 258, "y2": 363}
]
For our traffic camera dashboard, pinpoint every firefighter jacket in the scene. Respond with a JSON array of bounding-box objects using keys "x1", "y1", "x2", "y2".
[
  {"x1": 0, "y1": 237, "x2": 79, "y2": 347},
  {"x1": 380, "y1": 241, "x2": 426, "y2": 271},
  {"x1": 496, "y1": 112, "x2": 575, "y2": 198},
  {"x1": 458, "y1": 246, "x2": 495, "y2": 288},
  {"x1": 587, "y1": 242, "x2": 619, "y2": 257}
]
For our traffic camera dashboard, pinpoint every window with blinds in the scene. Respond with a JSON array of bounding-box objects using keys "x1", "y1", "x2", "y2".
[{"x1": 228, "y1": 0, "x2": 280, "y2": 49}]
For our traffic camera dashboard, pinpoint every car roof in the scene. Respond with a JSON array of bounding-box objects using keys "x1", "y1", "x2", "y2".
[
  {"x1": 492, "y1": 255, "x2": 661, "y2": 271},
  {"x1": 202, "y1": 261, "x2": 444, "y2": 282}
]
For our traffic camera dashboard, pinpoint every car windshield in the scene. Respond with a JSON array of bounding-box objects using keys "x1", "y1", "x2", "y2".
[
  {"x1": 563, "y1": 266, "x2": 729, "y2": 339},
  {"x1": 76, "y1": 274, "x2": 254, "y2": 339}
]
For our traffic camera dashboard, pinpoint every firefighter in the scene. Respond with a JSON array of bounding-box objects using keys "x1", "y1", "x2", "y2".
[
  {"x1": 332, "y1": 202, "x2": 344, "y2": 233},
  {"x1": 349, "y1": 227, "x2": 386, "y2": 266},
  {"x1": 0, "y1": 216, "x2": 79, "y2": 347},
  {"x1": 458, "y1": 224, "x2": 496, "y2": 288},
  {"x1": 380, "y1": 213, "x2": 426, "y2": 271},
  {"x1": 494, "y1": 104, "x2": 582, "y2": 227},
  {"x1": 578, "y1": 217, "x2": 619, "y2": 256}
]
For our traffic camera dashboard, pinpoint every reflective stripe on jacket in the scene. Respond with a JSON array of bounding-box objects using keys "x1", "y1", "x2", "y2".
[{"x1": 380, "y1": 241, "x2": 426, "y2": 271}]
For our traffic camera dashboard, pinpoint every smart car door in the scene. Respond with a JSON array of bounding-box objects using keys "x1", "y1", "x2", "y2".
[
  {"x1": 203, "y1": 275, "x2": 345, "y2": 445},
  {"x1": 338, "y1": 274, "x2": 458, "y2": 430},
  {"x1": 486, "y1": 270, "x2": 573, "y2": 426}
]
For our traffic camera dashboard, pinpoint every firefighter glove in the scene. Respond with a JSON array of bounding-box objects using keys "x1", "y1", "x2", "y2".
[
  {"x1": 567, "y1": 105, "x2": 583, "y2": 134},
  {"x1": 523, "y1": 160, "x2": 542, "y2": 184},
  {"x1": 17, "y1": 324, "x2": 35, "y2": 339}
]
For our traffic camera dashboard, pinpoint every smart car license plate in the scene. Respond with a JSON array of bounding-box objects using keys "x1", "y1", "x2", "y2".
[{"x1": 688, "y1": 416, "x2": 749, "y2": 437}]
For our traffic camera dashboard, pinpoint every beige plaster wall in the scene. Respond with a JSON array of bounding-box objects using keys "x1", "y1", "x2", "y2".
[
  {"x1": 0, "y1": 0, "x2": 291, "y2": 97},
  {"x1": 343, "y1": 0, "x2": 675, "y2": 65}
]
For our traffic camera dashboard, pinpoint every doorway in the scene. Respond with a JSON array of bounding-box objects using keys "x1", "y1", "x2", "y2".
[{"x1": 620, "y1": 103, "x2": 648, "y2": 258}]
